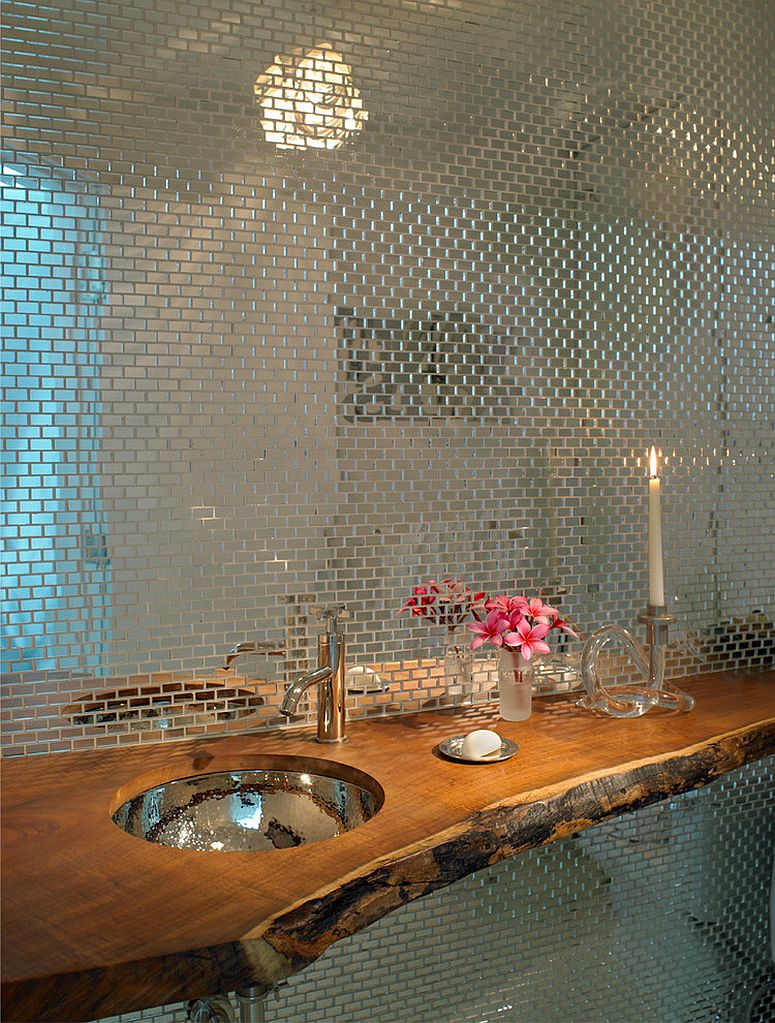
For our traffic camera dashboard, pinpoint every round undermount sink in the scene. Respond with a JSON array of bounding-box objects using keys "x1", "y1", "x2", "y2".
[{"x1": 112, "y1": 760, "x2": 383, "y2": 852}]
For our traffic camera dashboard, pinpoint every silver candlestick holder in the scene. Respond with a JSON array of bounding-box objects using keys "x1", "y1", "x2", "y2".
[{"x1": 579, "y1": 603, "x2": 695, "y2": 718}]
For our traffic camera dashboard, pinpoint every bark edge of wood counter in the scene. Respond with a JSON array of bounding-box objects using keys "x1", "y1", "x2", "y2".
[
  {"x1": 263, "y1": 717, "x2": 775, "y2": 969},
  {"x1": 2, "y1": 668, "x2": 774, "y2": 1022}
]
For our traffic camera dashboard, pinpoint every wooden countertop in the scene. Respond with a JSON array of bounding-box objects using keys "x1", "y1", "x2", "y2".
[{"x1": 2, "y1": 668, "x2": 774, "y2": 1023}]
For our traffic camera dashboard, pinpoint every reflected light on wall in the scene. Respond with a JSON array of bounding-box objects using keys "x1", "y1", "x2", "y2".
[{"x1": 254, "y1": 41, "x2": 367, "y2": 150}]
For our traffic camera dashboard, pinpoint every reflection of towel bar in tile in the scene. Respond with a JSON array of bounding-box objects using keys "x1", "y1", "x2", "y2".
[
  {"x1": 221, "y1": 641, "x2": 285, "y2": 672},
  {"x1": 345, "y1": 665, "x2": 387, "y2": 694}
]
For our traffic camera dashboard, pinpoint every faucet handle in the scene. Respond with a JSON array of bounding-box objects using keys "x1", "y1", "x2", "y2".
[{"x1": 311, "y1": 605, "x2": 350, "y2": 627}]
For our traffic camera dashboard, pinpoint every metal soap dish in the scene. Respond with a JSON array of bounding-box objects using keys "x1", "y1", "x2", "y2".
[{"x1": 438, "y1": 735, "x2": 519, "y2": 763}]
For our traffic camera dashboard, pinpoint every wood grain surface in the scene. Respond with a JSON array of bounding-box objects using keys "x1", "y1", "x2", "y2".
[{"x1": 2, "y1": 668, "x2": 774, "y2": 1022}]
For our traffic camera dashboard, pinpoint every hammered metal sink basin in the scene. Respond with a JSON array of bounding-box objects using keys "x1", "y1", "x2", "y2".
[{"x1": 113, "y1": 759, "x2": 383, "y2": 852}]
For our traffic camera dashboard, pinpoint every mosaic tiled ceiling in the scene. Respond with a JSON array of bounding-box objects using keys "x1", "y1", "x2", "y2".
[{"x1": 1, "y1": 0, "x2": 773, "y2": 752}]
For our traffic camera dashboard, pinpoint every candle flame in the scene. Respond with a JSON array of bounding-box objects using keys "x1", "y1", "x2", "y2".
[{"x1": 649, "y1": 446, "x2": 658, "y2": 478}]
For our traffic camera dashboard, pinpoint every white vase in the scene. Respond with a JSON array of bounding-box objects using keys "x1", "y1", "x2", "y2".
[{"x1": 497, "y1": 648, "x2": 535, "y2": 720}]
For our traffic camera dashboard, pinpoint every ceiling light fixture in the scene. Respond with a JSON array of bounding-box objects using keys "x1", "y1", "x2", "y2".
[{"x1": 254, "y1": 41, "x2": 368, "y2": 151}]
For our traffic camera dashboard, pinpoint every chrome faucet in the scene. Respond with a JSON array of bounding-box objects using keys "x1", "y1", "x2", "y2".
[{"x1": 280, "y1": 606, "x2": 348, "y2": 743}]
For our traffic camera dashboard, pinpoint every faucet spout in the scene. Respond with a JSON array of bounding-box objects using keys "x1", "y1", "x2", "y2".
[{"x1": 279, "y1": 665, "x2": 332, "y2": 716}]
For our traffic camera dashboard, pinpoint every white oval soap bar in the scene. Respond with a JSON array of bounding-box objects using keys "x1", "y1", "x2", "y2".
[{"x1": 461, "y1": 728, "x2": 502, "y2": 759}]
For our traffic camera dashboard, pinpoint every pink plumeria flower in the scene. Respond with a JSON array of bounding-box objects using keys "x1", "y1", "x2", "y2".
[
  {"x1": 505, "y1": 607, "x2": 526, "y2": 629},
  {"x1": 467, "y1": 610, "x2": 510, "y2": 650},
  {"x1": 551, "y1": 614, "x2": 579, "y2": 638},
  {"x1": 485, "y1": 594, "x2": 523, "y2": 615},
  {"x1": 513, "y1": 596, "x2": 559, "y2": 623},
  {"x1": 503, "y1": 618, "x2": 552, "y2": 659}
]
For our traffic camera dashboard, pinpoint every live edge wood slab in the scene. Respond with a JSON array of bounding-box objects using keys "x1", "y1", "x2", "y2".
[{"x1": 2, "y1": 668, "x2": 774, "y2": 1023}]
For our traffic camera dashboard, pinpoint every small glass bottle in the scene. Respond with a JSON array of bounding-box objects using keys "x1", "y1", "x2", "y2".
[{"x1": 443, "y1": 627, "x2": 474, "y2": 702}]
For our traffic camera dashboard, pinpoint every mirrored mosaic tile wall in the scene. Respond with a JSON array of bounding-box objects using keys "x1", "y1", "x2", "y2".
[
  {"x1": 95, "y1": 756, "x2": 775, "y2": 1023},
  {"x1": 2, "y1": 0, "x2": 773, "y2": 754}
]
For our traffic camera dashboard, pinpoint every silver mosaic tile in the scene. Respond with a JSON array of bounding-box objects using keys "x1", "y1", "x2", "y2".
[{"x1": 1, "y1": 0, "x2": 773, "y2": 754}]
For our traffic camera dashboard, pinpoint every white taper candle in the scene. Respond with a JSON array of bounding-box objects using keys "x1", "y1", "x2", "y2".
[{"x1": 648, "y1": 446, "x2": 665, "y2": 607}]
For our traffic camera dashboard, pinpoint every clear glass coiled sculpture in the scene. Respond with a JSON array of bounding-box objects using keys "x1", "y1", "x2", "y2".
[{"x1": 579, "y1": 608, "x2": 695, "y2": 718}]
